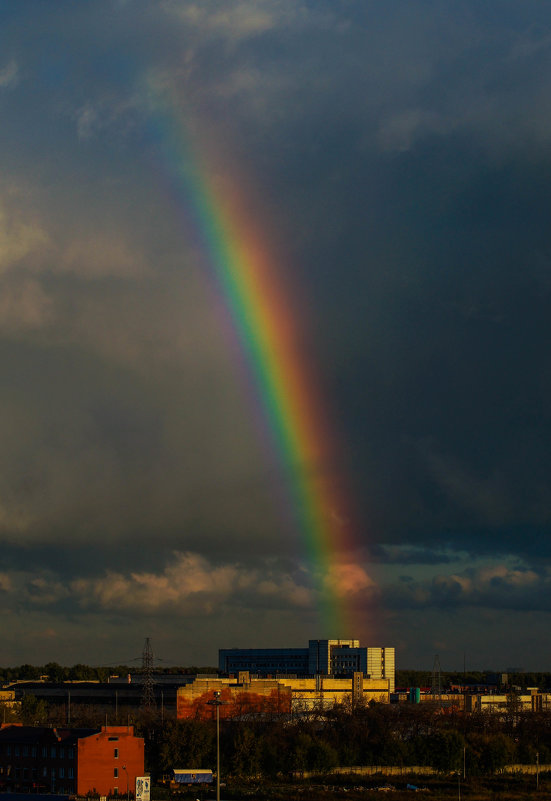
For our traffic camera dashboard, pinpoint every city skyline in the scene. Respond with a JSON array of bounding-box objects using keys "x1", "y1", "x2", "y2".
[{"x1": 1, "y1": 1, "x2": 551, "y2": 670}]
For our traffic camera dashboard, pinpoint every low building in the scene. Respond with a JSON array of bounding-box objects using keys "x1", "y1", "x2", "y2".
[
  {"x1": 465, "y1": 692, "x2": 551, "y2": 713},
  {"x1": 0, "y1": 724, "x2": 144, "y2": 796},
  {"x1": 276, "y1": 674, "x2": 390, "y2": 710},
  {"x1": 177, "y1": 672, "x2": 389, "y2": 719},
  {"x1": 6, "y1": 676, "x2": 201, "y2": 716},
  {"x1": 392, "y1": 691, "x2": 465, "y2": 710}
]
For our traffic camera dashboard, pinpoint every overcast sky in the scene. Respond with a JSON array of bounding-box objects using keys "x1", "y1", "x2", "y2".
[{"x1": 1, "y1": 0, "x2": 551, "y2": 671}]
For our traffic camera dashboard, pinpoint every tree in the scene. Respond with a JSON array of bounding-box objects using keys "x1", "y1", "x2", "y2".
[
  {"x1": 43, "y1": 662, "x2": 67, "y2": 682},
  {"x1": 467, "y1": 733, "x2": 514, "y2": 775},
  {"x1": 307, "y1": 738, "x2": 338, "y2": 774},
  {"x1": 428, "y1": 730, "x2": 465, "y2": 772},
  {"x1": 231, "y1": 725, "x2": 260, "y2": 777},
  {"x1": 19, "y1": 693, "x2": 48, "y2": 724}
]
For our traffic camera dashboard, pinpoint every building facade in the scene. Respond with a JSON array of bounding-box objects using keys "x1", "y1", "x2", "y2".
[
  {"x1": 177, "y1": 676, "x2": 292, "y2": 720},
  {"x1": 219, "y1": 640, "x2": 395, "y2": 692},
  {"x1": 0, "y1": 724, "x2": 144, "y2": 796},
  {"x1": 177, "y1": 672, "x2": 390, "y2": 719}
]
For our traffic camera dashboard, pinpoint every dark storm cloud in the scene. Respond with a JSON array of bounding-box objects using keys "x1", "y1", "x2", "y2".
[
  {"x1": 0, "y1": 0, "x2": 550, "y2": 665},
  {"x1": 382, "y1": 564, "x2": 551, "y2": 614},
  {"x1": 371, "y1": 545, "x2": 454, "y2": 566}
]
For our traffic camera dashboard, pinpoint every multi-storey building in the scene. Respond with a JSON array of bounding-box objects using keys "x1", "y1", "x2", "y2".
[
  {"x1": 0, "y1": 724, "x2": 144, "y2": 796},
  {"x1": 219, "y1": 639, "x2": 395, "y2": 692},
  {"x1": 366, "y1": 647, "x2": 395, "y2": 692}
]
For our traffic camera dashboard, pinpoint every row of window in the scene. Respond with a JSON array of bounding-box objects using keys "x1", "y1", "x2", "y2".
[
  {"x1": 0, "y1": 766, "x2": 74, "y2": 779},
  {"x1": 2, "y1": 745, "x2": 74, "y2": 759}
]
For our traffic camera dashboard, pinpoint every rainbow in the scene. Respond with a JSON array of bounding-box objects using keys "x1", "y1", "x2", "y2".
[{"x1": 147, "y1": 81, "x2": 360, "y2": 636}]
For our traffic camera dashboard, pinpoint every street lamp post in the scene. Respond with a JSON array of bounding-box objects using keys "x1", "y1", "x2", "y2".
[
  {"x1": 122, "y1": 764, "x2": 129, "y2": 801},
  {"x1": 207, "y1": 691, "x2": 223, "y2": 801}
]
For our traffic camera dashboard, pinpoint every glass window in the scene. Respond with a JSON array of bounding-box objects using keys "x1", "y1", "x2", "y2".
[
  {"x1": 43, "y1": 767, "x2": 48, "y2": 778},
  {"x1": 42, "y1": 746, "x2": 47, "y2": 758},
  {"x1": 59, "y1": 767, "x2": 65, "y2": 779},
  {"x1": 23, "y1": 746, "x2": 28, "y2": 757},
  {"x1": 14, "y1": 746, "x2": 19, "y2": 757},
  {"x1": 114, "y1": 748, "x2": 119, "y2": 758},
  {"x1": 6, "y1": 746, "x2": 10, "y2": 756},
  {"x1": 114, "y1": 768, "x2": 118, "y2": 779},
  {"x1": 68, "y1": 767, "x2": 74, "y2": 779},
  {"x1": 68, "y1": 747, "x2": 74, "y2": 759},
  {"x1": 60, "y1": 747, "x2": 65, "y2": 759},
  {"x1": 31, "y1": 746, "x2": 37, "y2": 757},
  {"x1": 51, "y1": 746, "x2": 56, "y2": 758}
]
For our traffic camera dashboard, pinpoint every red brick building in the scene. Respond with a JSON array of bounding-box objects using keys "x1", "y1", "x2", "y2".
[{"x1": 0, "y1": 724, "x2": 144, "y2": 796}]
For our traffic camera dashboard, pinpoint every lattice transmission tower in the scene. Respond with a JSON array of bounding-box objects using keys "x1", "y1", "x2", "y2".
[
  {"x1": 431, "y1": 653, "x2": 442, "y2": 697},
  {"x1": 141, "y1": 637, "x2": 156, "y2": 710}
]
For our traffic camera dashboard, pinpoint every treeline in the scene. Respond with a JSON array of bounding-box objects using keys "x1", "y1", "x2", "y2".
[
  {"x1": 0, "y1": 663, "x2": 218, "y2": 684},
  {"x1": 143, "y1": 702, "x2": 551, "y2": 779},
  {"x1": 396, "y1": 670, "x2": 551, "y2": 689},
  {"x1": 0, "y1": 664, "x2": 131, "y2": 684}
]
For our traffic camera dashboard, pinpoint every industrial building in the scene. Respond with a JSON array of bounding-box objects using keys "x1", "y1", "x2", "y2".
[
  {"x1": 5, "y1": 675, "x2": 200, "y2": 717},
  {"x1": 465, "y1": 691, "x2": 551, "y2": 713},
  {"x1": 219, "y1": 639, "x2": 395, "y2": 692},
  {"x1": 177, "y1": 671, "x2": 390, "y2": 718},
  {"x1": 0, "y1": 724, "x2": 144, "y2": 796}
]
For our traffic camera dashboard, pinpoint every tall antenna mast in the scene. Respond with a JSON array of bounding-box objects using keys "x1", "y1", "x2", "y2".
[{"x1": 141, "y1": 637, "x2": 156, "y2": 710}]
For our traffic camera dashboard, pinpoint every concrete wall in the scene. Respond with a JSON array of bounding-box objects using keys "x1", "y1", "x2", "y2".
[
  {"x1": 299, "y1": 763, "x2": 551, "y2": 778},
  {"x1": 177, "y1": 679, "x2": 292, "y2": 720},
  {"x1": 297, "y1": 766, "x2": 439, "y2": 778}
]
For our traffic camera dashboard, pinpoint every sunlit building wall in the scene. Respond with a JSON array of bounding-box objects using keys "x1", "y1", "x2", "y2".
[
  {"x1": 176, "y1": 673, "x2": 390, "y2": 718},
  {"x1": 366, "y1": 647, "x2": 395, "y2": 693}
]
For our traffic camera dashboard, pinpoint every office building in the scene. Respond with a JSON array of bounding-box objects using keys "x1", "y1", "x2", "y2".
[{"x1": 219, "y1": 639, "x2": 395, "y2": 692}]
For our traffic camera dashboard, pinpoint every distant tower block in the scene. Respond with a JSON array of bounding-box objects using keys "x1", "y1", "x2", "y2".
[{"x1": 141, "y1": 637, "x2": 156, "y2": 710}]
